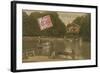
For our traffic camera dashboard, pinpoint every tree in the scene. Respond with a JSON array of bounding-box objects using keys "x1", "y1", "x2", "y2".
[
  {"x1": 22, "y1": 11, "x2": 66, "y2": 37},
  {"x1": 22, "y1": 12, "x2": 30, "y2": 36},
  {"x1": 72, "y1": 14, "x2": 91, "y2": 41}
]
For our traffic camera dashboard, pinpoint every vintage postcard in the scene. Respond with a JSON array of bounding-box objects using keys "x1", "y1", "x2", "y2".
[{"x1": 22, "y1": 10, "x2": 91, "y2": 63}]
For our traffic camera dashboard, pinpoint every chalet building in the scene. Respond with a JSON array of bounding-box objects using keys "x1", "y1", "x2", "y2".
[{"x1": 66, "y1": 23, "x2": 80, "y2": 34}]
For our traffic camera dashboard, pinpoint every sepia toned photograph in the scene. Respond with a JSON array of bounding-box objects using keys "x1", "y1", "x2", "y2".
[
  {"x1": 11, "y1": 1, "x2": 97, "y2": 72},
  {"x1": 22, "y1": 10, "x2": 91, "y2": 63}
]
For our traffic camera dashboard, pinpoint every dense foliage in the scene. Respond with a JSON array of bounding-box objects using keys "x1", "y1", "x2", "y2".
[
  {"x1": 23, "y1": 11, "x2": 66, "y2": 37},
  {"x1": 72, "y1": 13, "x2": 91, "y2": 41},
  {"x1": 23, "y1": 11, "x2": 91, "y2": 40}
]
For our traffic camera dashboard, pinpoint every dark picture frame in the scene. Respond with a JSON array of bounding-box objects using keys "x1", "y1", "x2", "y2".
[{"x1": 11, "y1": 1, "x2": 98, "y2": 72}]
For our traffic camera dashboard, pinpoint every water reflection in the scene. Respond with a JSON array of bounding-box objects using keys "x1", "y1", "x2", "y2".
[{"x1": 22, "y1": 37, "x2": 90, "y2": 62}]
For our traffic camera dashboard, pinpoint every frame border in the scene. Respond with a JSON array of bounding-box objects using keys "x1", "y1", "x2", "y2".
[{"x1": 11, "y1": 1, "x2": 98, "y2": 72}]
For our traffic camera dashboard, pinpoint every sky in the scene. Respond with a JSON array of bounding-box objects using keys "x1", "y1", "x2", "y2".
[
  {"x1": 58, "y1": 12, "x2": 86, "y2": 26},
  {"x1": 25, "y1": 10, "x2": 87, "y2": 26}
]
